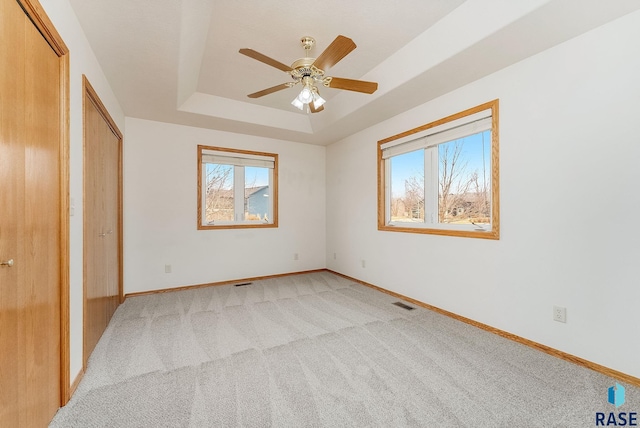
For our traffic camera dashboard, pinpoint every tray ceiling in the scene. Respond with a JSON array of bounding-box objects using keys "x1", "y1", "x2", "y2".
[{"x1": 67, "y1": 0, "x2": 640, "y2": 145}]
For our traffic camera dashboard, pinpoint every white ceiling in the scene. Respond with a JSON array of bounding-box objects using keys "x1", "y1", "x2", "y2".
[{"x1": 68, "y1": 0, "x2": 640, "y2": 145}]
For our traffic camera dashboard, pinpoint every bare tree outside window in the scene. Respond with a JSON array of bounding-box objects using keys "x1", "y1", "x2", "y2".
[
  {"x1": 387, "y1": 132, "x2": 491, "y2": 226},
  {"x1": 404, "y1": 175, "x2": 425, "y2": 221},
  {"x1": 205, "y1": 163, "x2": 234, "y2": 222},
  {"x1": 389, "y1": 150, "x2": 424, "y2": 222},
  {"x1": 378, "y1": 99, "x2": 499, "y2": 239},
  {"x1": 438, "y1": 135, "x2": 490, "y2": 225}
]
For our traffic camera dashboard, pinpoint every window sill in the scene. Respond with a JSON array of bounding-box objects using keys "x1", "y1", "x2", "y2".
[
  {"x1": 379, "y1": 223, "x2": 499, "y2": 240},
  {"x1": 198, "y1": 222, "x2": 278, "y2": 231}
]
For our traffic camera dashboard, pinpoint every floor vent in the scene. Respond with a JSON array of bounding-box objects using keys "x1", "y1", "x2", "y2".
[
  {"x1": 234, "y1": 282, "x2": 252, "y2": 287},
  {"x1": 392, "y1": 301, "x2": 415, "y2": 310}
]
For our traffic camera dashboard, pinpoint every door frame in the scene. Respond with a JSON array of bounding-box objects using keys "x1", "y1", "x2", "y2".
[
  {"x1": 81, "y1": 75, "x2": 124, "y2": 369},
  {"x1": 16, "y1": 0, "x2": 70, "y2": 405}
]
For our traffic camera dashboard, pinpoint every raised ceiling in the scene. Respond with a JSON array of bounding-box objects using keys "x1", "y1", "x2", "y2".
[{"x1": 67, "y1": 0, "x2": 640, "y2": 145}]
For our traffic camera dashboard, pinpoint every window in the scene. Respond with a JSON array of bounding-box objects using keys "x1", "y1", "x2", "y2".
[
  {"x1": 198, "y1": 145, "x2": 278, "y2": 229},
  {"x1": 378, "y1": 99, "x2": 499, "y2": 239}
]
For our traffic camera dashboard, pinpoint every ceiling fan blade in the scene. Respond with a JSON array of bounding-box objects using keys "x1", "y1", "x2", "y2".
[
  {"x1": 247, "y1": 83, "x2": 291, "y2": 98},
  {"x1": 309, "y1": 103, "x2": 324, "y2": 113},
  {"x1": 312, "y1": 35, "x2": 356, "y2": 71},
  {"x1": 239, "y1": 48, "x2": 292, "y2": 72},
  {"x1": 327, "y1": 77, "x2": 378, "y2": 94}
]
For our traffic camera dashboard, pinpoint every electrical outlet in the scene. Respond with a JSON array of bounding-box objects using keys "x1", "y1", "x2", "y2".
[
  {"x1": 361, "y1": 259, "x2": 366, "y2": 268},
  {"x1": 294, "y1": 253, "x2": 299, "y2": 261},
  {"x1": 553, "y1": 306, "x2": 566, "y2": 323},
  {"x1": 165, "y1": 264, "x2": 172, "y2": 273},
  {"x1": 333, "y1": 252, "x2": 336, "y2": 260}
]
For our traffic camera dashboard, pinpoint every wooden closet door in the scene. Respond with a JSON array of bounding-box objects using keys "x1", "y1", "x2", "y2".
[
  {"x1": 83, "y1": 94, "x2": 103, "y2": 362},
  {"x1": 103, "y1": 114, "x2": 120, "y2": 319},
  {"x1": 0, "y1": 0, "x2": 62, "y2": 425},
  {"x1": 83, "y1": 84, "x2": 122, "y2": 366}
]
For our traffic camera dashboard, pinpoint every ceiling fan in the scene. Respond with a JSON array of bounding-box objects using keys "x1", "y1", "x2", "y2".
[{"x1": 239, "y1": 35, "x2": 378, "y2": 113}]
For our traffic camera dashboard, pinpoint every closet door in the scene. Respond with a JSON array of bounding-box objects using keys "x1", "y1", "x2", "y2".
[
  {"x1": 0, "y1": 0, "x2": 63, "y2": 425},
  {"x1": 103, "y1": 105, "x2": 120, "y2": 323},
  {"x1": 83, "y1": 80, "x2": 122, "y2": 366}
]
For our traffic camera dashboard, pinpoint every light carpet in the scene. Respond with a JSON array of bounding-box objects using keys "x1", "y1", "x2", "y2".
[{"x1": 50, "y1": 271, "x2": 639, "y2": 427}]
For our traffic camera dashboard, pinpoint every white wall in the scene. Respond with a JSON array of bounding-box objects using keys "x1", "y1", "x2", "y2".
[
  {"x1": 40, "y1": 0, "x2": 125, "y2": 386},
  {"x1": 123, "y1": 118, "x2": 326, "y2": 294},
  {"x1": 326, "y1": 10, "x2": 640, "y2": 378},
  {"x1": 39, "y1": 0, "x2": 640, "y2": 390}
]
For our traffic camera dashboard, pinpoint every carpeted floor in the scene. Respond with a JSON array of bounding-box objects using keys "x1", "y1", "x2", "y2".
[{"x1": 50, "y1": 271, "x2": 639, "y2": 427}]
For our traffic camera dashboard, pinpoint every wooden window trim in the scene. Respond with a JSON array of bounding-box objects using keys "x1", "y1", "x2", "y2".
[
  {"x1": 377, "y1": 99, "x2": 500, "y2": 240},
  {"x1": 197, "y1": 145, "x2": 279, "y2": 230}
]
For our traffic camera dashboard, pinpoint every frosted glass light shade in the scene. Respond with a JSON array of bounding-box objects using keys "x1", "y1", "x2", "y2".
[
  {"x1": 298, "y1": 86, "x2": 313, "y2": 103},
  {"x1": 291, "y1": 97, "x2": 304, "y2": 110},
  {"x1": 312, "y1": 93, "x2": 325, "y2": 109}
]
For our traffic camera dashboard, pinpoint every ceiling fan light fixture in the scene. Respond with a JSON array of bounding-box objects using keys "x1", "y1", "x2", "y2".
[
  {"x1": 297, "y1": 85, "x2": 313, "y2": 103},
  {"x1": 291, "y1": 97, "x2": 304, "y2": 110},
  {"x1": 312, "y1": 92, "x2": 325, "y2": 109},
  {"x1": 241, "y1": 35, "x2": 378, "y2": 114}
]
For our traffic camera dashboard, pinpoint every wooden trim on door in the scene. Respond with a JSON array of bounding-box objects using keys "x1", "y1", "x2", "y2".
[
  {"x1": 81, "y1": 79, "x2": 88, "y2": 374},
  {"x1": 118, "y1": 133, "x2": 124, "y2": 304},
  {"x1": 17, "y1": 0, "x2": 71, "y2": 406},
  {"x1": 69, "y1": 369, "x2": 84, "y2": 398},
  {"x1": 82, "y1": 76, "x2": 124, "y2": 370},
  {"x1": 59, "y1": 52, "x2": 71, "y2": 405},
  {"x1": 17, "y1": 0, "x2": 68, "y2": 56},
  {"x1": 82, "y1": 76, "x2": 123, "y2": 139},
  {"x1": 82, "y1": 76, "x2": 124, "y2": 304}
]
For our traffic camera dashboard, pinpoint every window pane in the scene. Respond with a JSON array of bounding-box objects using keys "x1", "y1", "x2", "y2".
[
  {"x1": 438, "y1": 130, "x2": 491, "y2": 226},
  {"x1": 244, "y1": 166, "x2": 270, "y2": 222},
  {"x1": 198, "y1": 145, "x2": 278, "y2": 229},
  {"x1": 390, "y1": 149, "x2": 425, "y2": 223},
  {"x1": 205, "y1": 163, "x2": 234, "y2": 223}
]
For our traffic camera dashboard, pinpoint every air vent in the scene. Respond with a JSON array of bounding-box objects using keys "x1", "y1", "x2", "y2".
[
  {"x1": 392, "y1": 301, "x2": 415, "y2": 310},
  {"x1": 234, "y1": 282, "x2": 252, "y2": 287}
]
